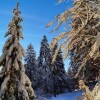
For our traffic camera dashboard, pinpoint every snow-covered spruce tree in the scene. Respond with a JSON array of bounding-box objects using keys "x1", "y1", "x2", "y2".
[
  {"x1": 37, "y1": 35, "x2": 52, "y2": 94},
  {"x1": 52, "y1": 44, "x2": 65, "y2": 73},
  {"x1": 67, "y1": 46, "x2": 83, "y2": 89},
  {"x1": 46, "y1": 0, "x2": 100, "y2": 81},
  {"x1": 69, "y1": 44, "x2": 100, "y2": 82},
  {"x1": 67, "y1": 67, "x2": 77, "y2": 90},
  {"x1": 67, "y1": 46, "x2": 81, "y2": 85},
  {"x1": 24, "y1": 43, "x2": 37, "y2": 89},
  {"x1": 0, "y1": 3, "x2": 35, "y2": 100},
  {"x1": 50, "y1": 44, "x2": 69, "y2": 96},
  {"x1": 67, "y1": 46, "x2": 78, "y2": 78}
]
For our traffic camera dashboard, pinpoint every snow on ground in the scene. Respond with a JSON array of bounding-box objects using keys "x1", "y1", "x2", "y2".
[{"x1": 51, "y1": 91, "x2": 83, "y2": 100}]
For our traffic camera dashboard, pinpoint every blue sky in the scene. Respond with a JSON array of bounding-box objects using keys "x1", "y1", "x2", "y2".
[{"x1": 0, "y1": 0, "x2": 73, "y2": 71}]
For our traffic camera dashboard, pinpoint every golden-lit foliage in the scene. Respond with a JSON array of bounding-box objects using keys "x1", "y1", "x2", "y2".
[
  {"x1": 79, "y1": 80, "x2": 100, "y2": 100},
  {"x1": 47, "y1": 0, "x2": 100, "y2": 78}
]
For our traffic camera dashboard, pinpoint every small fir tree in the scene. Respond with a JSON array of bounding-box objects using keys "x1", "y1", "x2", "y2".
[
  {"x1": 51, "y1": 44, "x2": 69, "y2": 96},
  {"x1": 24, "y1": 43, "x2": 37, "y2": 89},
  {"x1": 37, "y1": 35, "x2": 52, "y2": 94}
]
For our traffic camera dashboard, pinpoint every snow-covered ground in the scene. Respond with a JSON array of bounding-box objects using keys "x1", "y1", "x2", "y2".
[{"x1": 51, "y1": 91, "x2": 83, "y2": 100}]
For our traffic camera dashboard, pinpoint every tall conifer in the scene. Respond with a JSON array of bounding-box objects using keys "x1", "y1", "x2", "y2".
[{"x1": 0, "y1": 3, "x2": 35, "y2": 100}]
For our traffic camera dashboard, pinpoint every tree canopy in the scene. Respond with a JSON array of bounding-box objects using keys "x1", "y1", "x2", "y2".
[{"x1": 47, "y1": 0, "x2": 100, "y2": 79}]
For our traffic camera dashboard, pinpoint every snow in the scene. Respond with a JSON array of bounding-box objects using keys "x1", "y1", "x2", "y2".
[
  {"x1": 0, "y1": 66, "x2": 3, "y2": 72},
  {"x1": 36, "y1": 96, "x2": 49, "y2": 100},
  {"x1": 50, "y1": 91, "x2": 83, "y2": 100}
]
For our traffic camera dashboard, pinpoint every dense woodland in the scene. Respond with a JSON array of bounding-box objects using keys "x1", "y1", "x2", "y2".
[
  {"x1": 0, "y1": 0, "x2": 99, "y2": 100},
  {"x1": 24, "y1": 36, "x2": 69, "y2": 97}
]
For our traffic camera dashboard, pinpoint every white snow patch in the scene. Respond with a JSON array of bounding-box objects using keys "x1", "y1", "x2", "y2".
[
  {"x1": 0, "y1": 66, "x2": 3, "y2": 72},
  {"x1": 50, "y1": 91, "x2": 83, "y2": 100}
]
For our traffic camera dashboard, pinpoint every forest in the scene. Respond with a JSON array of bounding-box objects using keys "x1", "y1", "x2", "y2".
[{"x1": 0, "y1": 0, "x2": 99, "y2": 100}]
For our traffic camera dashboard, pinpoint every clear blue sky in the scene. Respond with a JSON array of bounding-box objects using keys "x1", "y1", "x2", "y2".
[{"x1": 0, "y1": 0, "x2": 73, "y2": 71}]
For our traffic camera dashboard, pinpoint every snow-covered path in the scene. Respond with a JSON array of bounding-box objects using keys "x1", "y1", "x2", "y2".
[{"x1": 51, "y1": 91, "x2": 83, "y2": 100}]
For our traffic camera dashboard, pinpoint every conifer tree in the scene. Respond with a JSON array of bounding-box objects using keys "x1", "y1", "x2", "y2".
[
  {"x1": 38, "y1": 35, "x2": 52, "y2": 74},
  {"x1": 51, "y1": 44, "x2": 69, "y2": 96},
  {"x1": 0, "y1": 3, "x2": 35, "y2": 100},
  {"x1": 53, "y1": 44, "x2": 65, "y2": 73},
  {"x1": 24, "y1": 43, "x2": 37, "y2": 89},
  {"x1": 47, "y1": 0, "x2": 100, "y2": 81},
  {"x1": 67, "y1": 46, "x2": 79, "y2": 79},
  {"x1": 37, "y1": 35, "x2": 52, "y2": 94}
]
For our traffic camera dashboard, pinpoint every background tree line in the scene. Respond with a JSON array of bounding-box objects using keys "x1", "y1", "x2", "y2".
[{"x1": 24, "y1": 35, "x2": 69, "y2": 97}]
